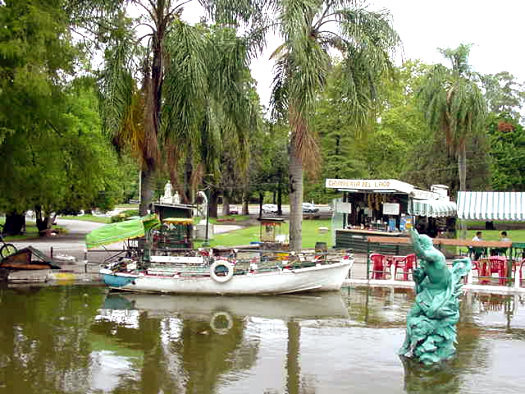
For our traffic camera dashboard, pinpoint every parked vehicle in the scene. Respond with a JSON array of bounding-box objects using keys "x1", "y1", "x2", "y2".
[
  {"x1": 302, "y1": 203, "x2": 319, "y2": 213},
  {"x1": 262, "y1": 204, "x2": 278, "y2": 214},
  {"x1": 229, "y1": 205, "x2": 239, "y2": 215}
]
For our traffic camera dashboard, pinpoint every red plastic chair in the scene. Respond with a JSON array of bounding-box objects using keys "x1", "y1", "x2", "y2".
[
  {"x1": 393, "y1": 254, "x2": 417, "y2": 281},
  {"x1": 479, "y1": 256, "x2": 508, "y2": 285},
  {"x1": 489, "y1": 256, "x2": 508, "y2": 285},
  {"x1": 370, "y1": 253, "x2": 387, "y2": 279}
]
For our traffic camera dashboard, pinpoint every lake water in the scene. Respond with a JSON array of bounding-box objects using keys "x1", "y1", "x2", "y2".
[{"x1": 1, "y1": 284, "x2": 525, "y2": 393}]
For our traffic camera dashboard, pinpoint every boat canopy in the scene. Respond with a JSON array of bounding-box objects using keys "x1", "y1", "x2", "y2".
[{"x1": 85, "y1": 214, "x2": 161, "y2": 249}]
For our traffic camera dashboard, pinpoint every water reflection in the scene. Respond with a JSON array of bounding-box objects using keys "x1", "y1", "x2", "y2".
[
  {"x1": 95, "y1": 292, "x2": 349, "y2": 393},
  {"x1": 2, "y1": 285, "x2": 525, "y2": 393},
  {"x1": 0, "y1": 285, "x2": 107, "y2": 393}
]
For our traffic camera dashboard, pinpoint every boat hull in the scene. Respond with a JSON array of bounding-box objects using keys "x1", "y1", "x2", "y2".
[{"x1": 101, "y1": 261, "x2": 351, "y2": 295}]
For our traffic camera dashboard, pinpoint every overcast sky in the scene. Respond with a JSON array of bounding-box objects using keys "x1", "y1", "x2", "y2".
[{"x1": 181, "y1": 1, "x2": 525, "y2": 108}]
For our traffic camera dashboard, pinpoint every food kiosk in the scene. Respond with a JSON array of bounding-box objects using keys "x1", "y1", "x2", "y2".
[{"x1": 326, "y1": 179, "x2": 457, "y2": 253}]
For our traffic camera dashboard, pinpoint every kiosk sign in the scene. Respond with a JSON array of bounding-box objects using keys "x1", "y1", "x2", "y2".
[
  {"x1": 325, "y1": 179, "x2": 413, "y2": 194},
  {"x1": 383, "y1": 203, "x2": 400, "y2": 215}
]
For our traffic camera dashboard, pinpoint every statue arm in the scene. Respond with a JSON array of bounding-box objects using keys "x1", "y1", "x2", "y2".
[{"x1": 410, "y1": 229, "x2": 427, "y2": 259}]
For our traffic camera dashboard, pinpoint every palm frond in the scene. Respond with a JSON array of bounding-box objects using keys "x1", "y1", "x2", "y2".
[
  {"x1": 417, "y1": 46, "x2": 487, "y2": 157},
  {"x1": 162, "y1": 20, "x2": 208, "y2": 148}
]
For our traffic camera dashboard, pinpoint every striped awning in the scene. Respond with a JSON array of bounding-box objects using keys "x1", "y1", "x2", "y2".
[
  {"x1": 457, "y1": 192, "x2": 525, "y2": 221},
  {"x1": 409, "y1": 199, "x2": 457, "y2": 218}
]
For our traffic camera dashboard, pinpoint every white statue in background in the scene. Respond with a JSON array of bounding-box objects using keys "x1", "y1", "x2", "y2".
[
  {"x1": 196, "y1": 190, "x2": 208, "y2": 219},
  {"x1": 160, "y1": 181, "x2": 174, "y2": 204}
]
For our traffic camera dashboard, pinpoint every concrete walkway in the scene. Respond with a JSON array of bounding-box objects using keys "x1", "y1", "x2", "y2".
[{"x1": 214, "y1": 224, "x2": 242, "y2": 234}]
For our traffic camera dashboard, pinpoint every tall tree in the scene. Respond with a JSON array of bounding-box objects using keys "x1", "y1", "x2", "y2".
[
  {"x1": 85, "y1": 2, "x2": 259, "y2": 215},
  {"x1": 0, "y1": 0, "x2": 124, "y2": 234},
  {"x1": 203, "y1": 1, "x2": 399, "y2": 249},
  {"x1": 486, "y1": 114, "x2": 525, "y2": 191},
  {"x1": 269, "y1": 1, "x2": 399, "y2": 250},
  {"x1": 481, "y1": 71, "x2": 525, "y2": 122},
  {"x1": 480, "y1": 71, "x2": 525, "y2": 191},
  {"x1": 417, "y1": 44, "x2": 487, "y2": 192}
]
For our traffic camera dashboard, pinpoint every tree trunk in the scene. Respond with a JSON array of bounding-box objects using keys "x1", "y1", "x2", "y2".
[
  {"x1": 222, "y1": 191, "x2": 229, "y2": 216},
  {"x1": 458, "y1": 142, "x2": 467, "y2": 239},
  {"x1": 209, "y1": 189, "x2": 219, "y2": 218},
  {"x1": 258, "y1": 192, "x2": 264, "y2": 219},
  {"x1": 242, "y1": 187, "x2": 250, "y2": 216},
  {"x1": 139, "y1": 5, "x2": 164, "y2": 216},
  {"x1": 3, "y1": 212, "x2": 25, "y2": 236},
  {"x1": 277, "y1": 178, "x2": 283, "y2": 216},
  {"x1": 458, "y1": 142, "x2": 467, "y2": 192},
  {"x1": 183, "y1": 152, "x2": 193, "y2": 203},
  {"x1": 289, "y1": 141, "x2": 303, "y2": 251},
  {"x1": 35, "y1": 206, "x2": 52, "y2": 234},
  {"x1": 139, "y1": 167, "x2": 156, "y2": 216}
]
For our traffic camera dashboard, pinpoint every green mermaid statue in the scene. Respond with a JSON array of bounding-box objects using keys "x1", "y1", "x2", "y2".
[{"x1": 399, "y1": 228, "x2": 471, "y2": 365}]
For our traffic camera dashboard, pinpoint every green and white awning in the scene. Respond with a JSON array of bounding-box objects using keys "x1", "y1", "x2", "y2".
[
  {"x1": 457, "y1": 192, "x2": 525, "y2": 221},
  {"x1": 409, "y1": 199, "x2": 457, "y2": 218}
]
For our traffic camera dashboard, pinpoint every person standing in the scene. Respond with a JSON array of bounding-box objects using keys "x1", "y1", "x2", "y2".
[
  {"x1": 498, "y1": 231, "x2": 511, "y2": 256},
  {"x1": 472, "y1": 231, "x2": 482, "y2": 242},
  {"x1": 471, "y1": 231, "x2": 484, "y2": 260}
]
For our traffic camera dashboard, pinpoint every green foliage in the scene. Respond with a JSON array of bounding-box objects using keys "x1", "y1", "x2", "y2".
[
  {"x1": 481, "y1": 71, "x2": 525, "y2": 120},
  {"x1": 0, "y1": 1, "x2": 136, "y2": 229},
  {"x1": 162, "y1": 22, "x2": 260, "y2": 186},
  {"x1": 418, "y1": 45, "x2": 486, "y2": 154},
  {"x1": 0, "y1": 0, "x2": 75, "y2": 142},
  {"x1": 0, "y1": 77, "x2": 132, "y2": 218},
  {"x1": 368, "y1": 62, "x2": 429, "y2": 179},
  {"x1": 248, "y1": 121, "x2": 289, "y2": 194},
  {"x1": 487, "y1": 114, "x2": 525, "y2": 190}
]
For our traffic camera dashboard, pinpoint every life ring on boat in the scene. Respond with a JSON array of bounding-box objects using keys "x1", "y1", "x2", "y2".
[
  {"x1": 210, "y1": 260, "x2": 234, "y2": 283},
  {"x1": 210, "y1": 311, "x2": 233, "y2": 335}
]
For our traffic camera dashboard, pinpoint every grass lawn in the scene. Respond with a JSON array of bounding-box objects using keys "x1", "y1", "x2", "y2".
[
  {"x1": 209, "y1": 215, "x2": 251, "y2": 224},
  {"x1": 115, "y1": 203, "x2": 139, "y2": 209},
  {"x1": 463, "y1": 229, "x2": 525, "y2": 242},
  {"x1": 59, "y1": 214, "x2": 112, "y2": 224},
  {"x1": 196, "y1": 219, "x2": 525, "y2": 251},
  {"x1": 463, "y1": 220, "x2": 525, "y2": 228},
  {"x1": 0, "y1": 219, "x2": 66, "y2": 242},
  {"x1": 196, "y1": 219, "x2": 332, "y2": 249}
]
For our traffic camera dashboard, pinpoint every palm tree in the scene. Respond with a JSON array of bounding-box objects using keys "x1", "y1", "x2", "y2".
[
  {"x1": 417, "y1": 44, "x2": 487, "y2": 193},
  {"x1": 183, "y1": 0, "x2": 399, "y2": 249},
  {"x1": 95, "y1": 0, "x2": 185, "y2": 215},
  {"x1": 91, "y1": 1, "x2": 259, "y2": 214},
  {"x1": 270, "y1": 1, "x2": 399, "y2": 250},
  {"x1": 162, "y1": 23, "x2": 259, "y2": 206}
]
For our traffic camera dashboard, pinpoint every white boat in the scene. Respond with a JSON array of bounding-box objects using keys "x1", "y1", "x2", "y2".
[
  {"x1": 100, "y1": 258, "x2": 352, "y2": 295},
  {"x1": 90, "y1": 214, "x2": 353, "y2": 295}
]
